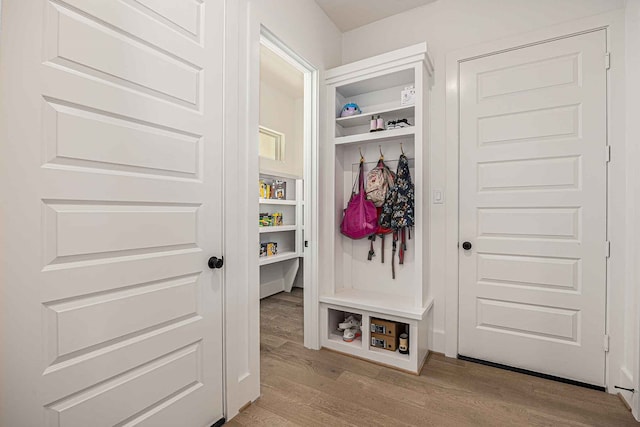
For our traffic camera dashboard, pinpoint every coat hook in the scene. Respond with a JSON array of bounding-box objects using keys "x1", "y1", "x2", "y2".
[
  {"x1": 379, "y1": 145, "x2": 384, "y2": 160},
  {"x1": 400, "y1": 142, "x2": 405, "y2": 155},
  {"x1": 359, "y1": 147, "x2": 364, "y2": 161}
]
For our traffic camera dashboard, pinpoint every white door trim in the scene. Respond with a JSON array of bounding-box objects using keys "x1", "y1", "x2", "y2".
[
  {"x1": 445, "y1": 9, "x2": 626, "y2": 392},
  {"x1": 224, "y1": 4, "x2": 321, "y2": 419},
  {"x1": 258, "y1": 26, "x2": 321, "y2": 350}
]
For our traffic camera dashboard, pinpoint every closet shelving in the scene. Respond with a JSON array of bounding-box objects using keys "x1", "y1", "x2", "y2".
[
  {"x1": 259, "y1": 198, "x2": 297, "y2": 206},
  {"x1": 259, "y1": 225, "x2": 297, "y2": 234},
  {"x1": 258, "y1": 175, "x2": 304, "y2": 290},
  {"x1": 334, "y1": 126, "x2": 415, "y2": 146},
  {"x1": 320, "y1": 43, "x2": 434, "y2": 374}
]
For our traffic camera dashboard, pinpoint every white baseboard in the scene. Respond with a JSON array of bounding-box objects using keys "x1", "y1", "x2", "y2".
[
  {"x1": 618, "y1": 366, "x2": 634, "y2": 402},
  {"x1": 260, "y1": 279, "x2": 284, "y2": 299},
  {"x1": 431, "y1": 328, "x2": 445, "y2": 354}
]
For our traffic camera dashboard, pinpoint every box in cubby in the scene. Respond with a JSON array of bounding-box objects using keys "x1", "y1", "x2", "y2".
[
  {"x1": 370, "y1": 318, "x2": 400, "y2": 337},
  {"x1": 371, "y1": 333, "x2": 398, "y2": 351}
]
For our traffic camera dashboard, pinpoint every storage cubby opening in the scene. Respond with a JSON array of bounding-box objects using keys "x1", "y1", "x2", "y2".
[
  {"x1": 335, "y1": 69, "x2": 415, "y2": 139},
  {"x1": 260, "y1": 230, "x2": 295, "y2": 256},
  {"x1": 369, "y1": 317, "x2": 410, "y2": 359},
  {"x1": 327, "y1": 308, "x2": 363, "y2": 347}
]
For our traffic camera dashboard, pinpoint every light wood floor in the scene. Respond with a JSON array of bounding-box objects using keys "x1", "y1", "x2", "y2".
[{"x1": 227, "y1": 288, "x2": 636, "y2": 426}]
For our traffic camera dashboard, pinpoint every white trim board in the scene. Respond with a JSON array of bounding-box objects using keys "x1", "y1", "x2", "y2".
[
  {"x1": 445, "y1": 9, "x2": 629, "y2": 397},
  {"x1": 259, "y1": 26, "x2": 321, "y2": 352}
]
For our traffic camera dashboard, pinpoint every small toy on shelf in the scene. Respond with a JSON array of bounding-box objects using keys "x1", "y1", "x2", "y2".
[{"x1": 339, "y1": 102, "x2": 361, "y2": 118}]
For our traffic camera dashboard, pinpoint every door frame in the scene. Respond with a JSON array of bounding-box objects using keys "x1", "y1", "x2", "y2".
[
  {"x1": 223, "y1": 1, "x2": 321, "y2": 419},
  {"x1": 445, "y1": 9, "x2": 627, "y2": 393},
  {"x1": 258, "y1": 26, "x2": 320, "y2": 351}
]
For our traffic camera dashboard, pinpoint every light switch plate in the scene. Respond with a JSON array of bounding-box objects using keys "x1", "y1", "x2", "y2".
[{"x1": 432, "y1": 189, "x2": 444, "y2": 204}]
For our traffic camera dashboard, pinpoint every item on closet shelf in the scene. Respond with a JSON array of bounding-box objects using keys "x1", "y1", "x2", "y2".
[
  {"x1": 272, "y1": 180, "x2": 286, "y2": 199},
  {"x1": 338, "y1": 315, "x2": 360, "y2": 330},
  {"x1": 259, "y1": 179, "x2": 269, "y2": 198},
  {"x1": 259, "y1": 212, "x2": 271, "y2": 227},
  {"x1": 259, "y1": 212, "x2": 284, "y2": 227},
  {"x1": 340, "y1": 157, "x2": 378, "y2": 240},
  {"x1": 371, "y1": 333, "x2": 397, "y2": 351},
  {"x1": 272, "y1": 212, "x2": 283, "y2": 226},
  {"x1": 386, "y1": 118, "x2": 412, "y2": 130},
  {"x1": 343, "y1": 326, "x2": 361, "y2": 342},
  {"x1": 337, "y1": 314, "x2": 362, "y2": 342},
  {"x1": 380, "y1": 153, "x2": 415, "y2": 279},
  {"x1": 259, "y1": 243, "x2": 267, "y2": 257},
  {"x1": 266, "y1": 242, "x2": 278, "y2": 256},
  {"x1": 369, "y1": 115, "x2": 377, "y2": 133},
  {"x1": 376, "y1": 115, "x2": 384, "y2": 131},
  {"x1": 400, "y1": 85, "x2": 416, "y2": 106},
  {"x1": 395, "y1": 118, "x2": 411, "y2": 128},
  {"x1": 370, "y1": 318, "x2": 399, "y2": 337},
  {"x1": 398, "y1": 333, "x2": 409, "y2": 355},
  {"x1": 340, "y1": 102, "x2": 361, "y2": 117}
]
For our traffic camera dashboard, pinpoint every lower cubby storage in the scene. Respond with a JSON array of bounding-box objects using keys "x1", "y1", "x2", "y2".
[
  {"x1": 320, "y1": 302, "x2": 433, "y2": 374},
  {"x1": 327, "y1": 308, "x2": 363, "y2": 349}
]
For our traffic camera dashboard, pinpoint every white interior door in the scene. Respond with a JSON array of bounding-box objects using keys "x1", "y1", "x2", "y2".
[
  {"x1": 0, "y1": 1, "x2": 224, "y2": 426},
  {"x1": 458, "y1": 30, "x2": 608, "y2": 386}
]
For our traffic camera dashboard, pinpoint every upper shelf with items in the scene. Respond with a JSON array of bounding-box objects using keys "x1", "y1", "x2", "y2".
[{"x1": 328, "y1": 43, "x2": 433, "y2": 143}]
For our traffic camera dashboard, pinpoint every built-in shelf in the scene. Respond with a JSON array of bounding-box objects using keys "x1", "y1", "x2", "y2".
[
  {"x1": 259, "y1": 198, "x2": 296, "y2": 205},
  {"x1": 368, "y1": 346, "x2": 411, "y2": 362},
  {"x1": 259, "y1": 251, "x2": 298, "y2": 266},
  {"x1": 335, "y1": 126, "x2": 415, "y2": 146},
  {"x1": 320, "y1": 289, "x2": 433, "y2": 320},
  {"x1": 328, "y1": 330, "x2": 362, "y2": 349},
  {"x1": 259, "y1": 225, "x2": 296, "y2": 233},
  {"x1": 335, "y1": 105, "x2": 415, "y2": 128}
]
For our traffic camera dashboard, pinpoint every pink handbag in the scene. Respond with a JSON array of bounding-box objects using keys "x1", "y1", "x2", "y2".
[{"x1": 341, "y1": 159, "x2": 378, "y2": 239}]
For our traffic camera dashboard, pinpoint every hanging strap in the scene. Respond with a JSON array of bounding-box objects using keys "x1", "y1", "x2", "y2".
[
  {"x1": 380, "y1": 234, "x2": 385, "y2": 264},
  {"x1": 399, "y1": 228, "x2": 406, "y2": 265},
  {"x1": 358, "y1": 159, "x2": 365, "y2": 193},
  {"x1": 367, "y1": 234, "x2": 376, "y2": 261},
  {"x1": 391, "y1": 231, "x2": 398, "y2": 279},
  {"x1": 351, "y1": 159, "x2": 365, "y2": 196}
]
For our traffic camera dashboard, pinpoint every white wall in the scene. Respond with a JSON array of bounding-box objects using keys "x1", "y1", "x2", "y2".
[
  {"x1": 259, "y1": 78, "x2": 303, "y2": 177},
  {"x1": 341, "y1": 0, "x2": 625, "y2": 356},
  {"x1": 624, "y1": 0, "x2": 640, "y2": 416}
]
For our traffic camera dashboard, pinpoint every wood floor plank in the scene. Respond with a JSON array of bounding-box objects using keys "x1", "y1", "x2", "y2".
[{"x1": 230, "y1": 289, "x2": 638, "y2": 426}]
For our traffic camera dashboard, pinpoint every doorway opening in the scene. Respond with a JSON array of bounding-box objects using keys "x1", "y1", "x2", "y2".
[{"x1": 257, "y1": 28, "x2": 319, "y2": 356}]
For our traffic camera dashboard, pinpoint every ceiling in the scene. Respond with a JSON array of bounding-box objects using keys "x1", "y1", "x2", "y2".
[
  {"x1": 260, "y1": 45, "x2": 304, "y2": 98},
  {"x1": 314, "y1": 0, "x2": 438, "y2": 32}
]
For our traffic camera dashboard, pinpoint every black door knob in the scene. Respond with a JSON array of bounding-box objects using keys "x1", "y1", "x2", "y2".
[
  {"x1": 208, "y1": 256, "x2": 224, "y2": 269},
  {"x1": 462, "y1": 242, "x2": 472, "y2": 251}
]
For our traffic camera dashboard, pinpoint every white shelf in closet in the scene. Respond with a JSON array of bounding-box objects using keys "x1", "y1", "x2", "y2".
[
  {"x1": 334, "y1": 126, "x2": 415, "y2": 146},
  {"x1": 259, "y1": 225, "x2": 296, "y2": 233},
  {"x1": 320, "y1": 289, "x2": 433, "y2": 321},
  {"x1": 335, "y1": 105, "x2": 415, "y2": 128},
  {"x1": 259, "y1": 251, "x2": 298, "y2": 266},
  {"x1": 259, "y1": 198, "x2": 296, "y2": 205},
  {"x1": 328, "y1": 330, "x2": 362, "y2": 349}
]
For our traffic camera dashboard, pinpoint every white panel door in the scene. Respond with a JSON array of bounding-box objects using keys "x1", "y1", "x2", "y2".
[
  {"x1": 458, "y1": 30, "x2": 607, "y2": 386},
  {"x1": 0, "y1": 1, "x2": 224, "y2": 426}
]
